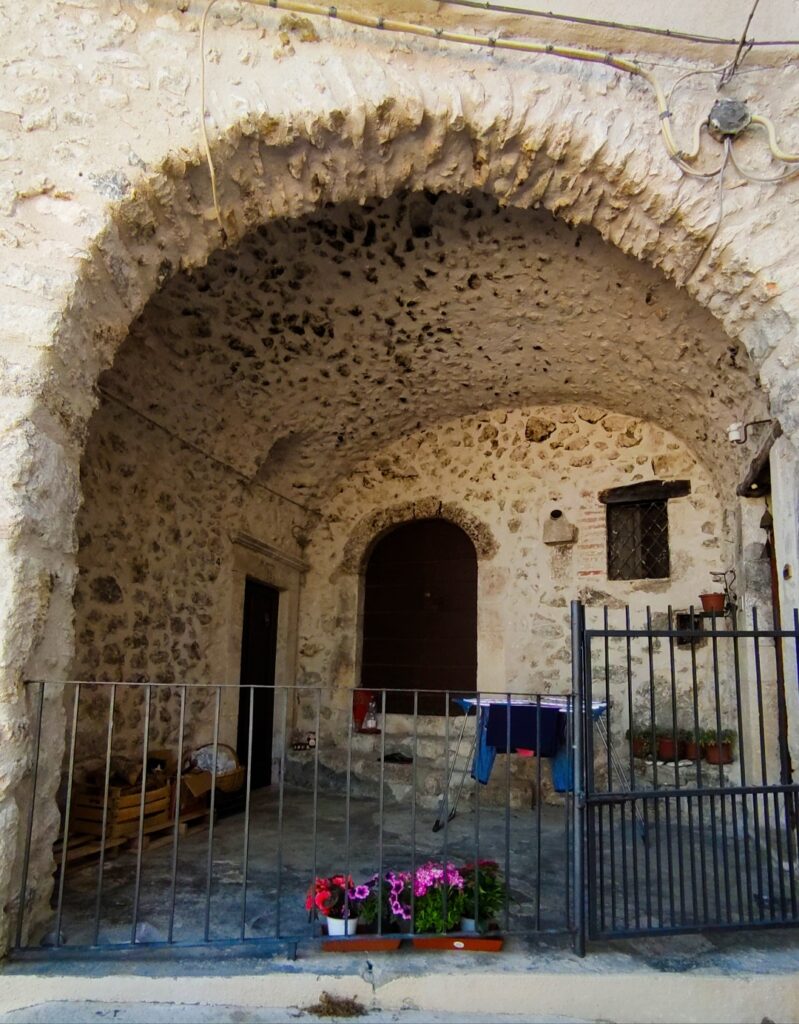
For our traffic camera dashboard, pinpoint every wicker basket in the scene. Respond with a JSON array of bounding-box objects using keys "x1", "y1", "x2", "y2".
[{"x1": 215, "y1": 765, "x2": 246, "y2": 793}]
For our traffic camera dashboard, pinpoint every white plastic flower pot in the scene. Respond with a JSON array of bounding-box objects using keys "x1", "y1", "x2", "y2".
[{"x1": 325, "y1": 916, "x2": 359, "y2": 936}]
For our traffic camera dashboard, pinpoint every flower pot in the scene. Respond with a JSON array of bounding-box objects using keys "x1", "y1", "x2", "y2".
[
  {"x1": 325, "y1": 916, "x2": 359, "y2": 936},
  {"x1": 699, "y1": 593, "x2": 725, "y2": 614},
  {"x1": 411, "y1": 935, "x2": 504, "y2": 952},
  {"x1": 656, "y1": 736, "x2": 683, "y2": 762},
  {"x1": 631, "y1": 737, "x2": 649, "y2": 759},
  {"x1": 460, "y1": 917, "x2": 477, "y2": 933},
  {"x1": 323, "y1": 936, "x2": 401, "y2": 952},
  {"x1": 704, "y1": 741, "x2": 733, "y2": 765},
  {"x1": 683, "y1": 739, "x2": 702, "y2": 761}
]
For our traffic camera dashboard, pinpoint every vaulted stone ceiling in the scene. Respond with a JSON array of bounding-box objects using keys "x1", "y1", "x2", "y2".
[{"x1": 101, "y1": 190, "x2": 765, "y2": 503}]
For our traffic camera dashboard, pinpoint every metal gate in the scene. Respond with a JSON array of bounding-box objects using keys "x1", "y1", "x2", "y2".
[{"x1": 574, "y1": 601, "x2": 799, "y2": 946}]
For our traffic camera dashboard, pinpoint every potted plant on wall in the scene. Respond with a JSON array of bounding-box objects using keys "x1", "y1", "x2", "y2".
[
  {"x1": 655, "y1": 728, "x2": 684, "y2": 762},
  {"x1": 680, "y1": 728, "x2": 703, "y2": 761},
  {"x1": 703, "y1": 728, "x2": 736, "y2": 765},
  {"x1": 626, "y1": 724, "x2": 652, "y2": 760}
]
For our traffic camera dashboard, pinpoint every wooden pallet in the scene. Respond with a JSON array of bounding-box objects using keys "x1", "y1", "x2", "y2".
[
  {"x1": 122, "y1": 809, "x2": 212, "y2": 853},
  {"x1": 69, "y1": 782, "x2": 171, "y2": 839},
  {"x1": 53, "y1": 833, "x2": 128, "y2": 875}
]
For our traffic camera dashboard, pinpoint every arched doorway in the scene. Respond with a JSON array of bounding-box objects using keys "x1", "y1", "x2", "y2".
[{"x1": 361, "y1": 519, "x2": 477, "y2": 715}]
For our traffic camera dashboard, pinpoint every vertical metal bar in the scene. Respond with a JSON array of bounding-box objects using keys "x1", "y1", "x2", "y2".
[
  {"x1": 710, "y1": 615, "x2": 732, "y2": 923},
  {"x1": 473, "y1": 691, "x2": 481, "y2": 932},
  {"x1": 203, "y1": 686, "x2": 221, "y2": 943},
  {"x1": 240, "y1": 685, "x2": 255, "y2": 941},
  {"x1": 15, "y1": 681, "x2": 45, "y2": 949},
  {"x1": 377, "y1": 689, "x2": 387, "y2": 936},
  {"x1": 441, "y1": 690, "x2": 451, "y2": 930},
  {"x1": 584, "y1": 617, "x2": 598, "y2": 940},
  {"x1": 310, "y1": 688, "x2": 321, "y2": 936},
  {"x1": 55, "y1": 684, "x2": 83, "y2": 947},
  {"x1": 667, "y1": 607, "x2": 686, "y2": 926},
  {"x1": 730, "y1": 613, "x2": 753, "y2": 922},
  {"x1": 564, "y1": 694, "x2": 571, "y2": 930},
  {"x1": 167, "y1": 685, "x2": 186, "y2": 944},
  {"x1": 131, "y1": 684, "x2": 152, "y2": 944},
  {"x1": 603, "y1": 608, "x2": 616, "y2": 932},
  {"x1": 535, "y1": 694, "x2": 542, "y2": 931},
  {"x1": 571, "y1": 601, "x2": 586, "y2": 956},
  {"x1": 752, "y1": 607, "x2": 775, "y2": 917},
  {"x1": 93, "y1": 684, "x2": 116, "y2": 945},
  {"x1": 689, "y1": 606, "x2": 709, "y2": 924},
  {"x1": 343, "y1": 689, "x2": 354, "y2": 926},
  {"x1": 624, "y1": 606, "x2": 640, "y2": 930},
  {"x1": 275, "y1": 686, "x2": 288, "y2": 938},
  {"x1": 645, "y1": 607, "x2": 663, "y2": 928},
  {"x1": 597, "y1": 801, "x2": 605, "y2": 933},
  {"x1": 504, "y1": 691, "x2": 511, "y2": 934},
  {"x1": 411, "y1": 689, "x2": 418, "y2": 932}
]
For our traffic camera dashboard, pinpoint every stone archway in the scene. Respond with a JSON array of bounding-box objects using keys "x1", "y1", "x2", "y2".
[{"x1": 3, "y1": 30, "x2": 799, "y2": 949}]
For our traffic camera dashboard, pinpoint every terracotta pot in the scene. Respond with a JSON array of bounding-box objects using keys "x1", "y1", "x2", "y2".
[
  {"x1": 683, "y1": 740, "x2": 702, "y2": 761},
  {"x1": 323, "y1": 936, "x2": 401, "y2": 952},
  {"x1": 704, "y1": 741, "x2": 734, "y2": 765},
  {"x1": 656, "y1": 736, "x2": 683, "y2": 762},
  {"x1": 411, "y1": 935, "x2": 504, "y2": 951},
  {"x1": 699, "y1": 593, "x2": 725, "y2": 614}
]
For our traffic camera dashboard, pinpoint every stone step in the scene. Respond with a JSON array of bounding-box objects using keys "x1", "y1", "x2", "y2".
[{"x1": 285, "y1": 748, "x2": 542, "y2": 811}]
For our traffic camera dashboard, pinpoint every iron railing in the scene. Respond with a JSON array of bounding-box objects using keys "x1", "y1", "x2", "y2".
[
  {"x1": 577, "y1": 602, "x2": 799, "y2": 940},
  {"x1": 12, "y1": 682, "x2": 580, "y2": 957}
]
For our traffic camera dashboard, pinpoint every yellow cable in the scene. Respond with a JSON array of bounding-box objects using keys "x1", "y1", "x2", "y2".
[
  {"x1": 750, "y1": 114, "x2": 799, "y2": 163},
  {"x1": 198, "y1": 0, "x2": 799, "y2": 236}
]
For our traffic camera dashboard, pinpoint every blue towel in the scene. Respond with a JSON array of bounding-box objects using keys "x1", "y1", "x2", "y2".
[{"x1": 551, "y1": 704, "x2": 607, "y2": 792}]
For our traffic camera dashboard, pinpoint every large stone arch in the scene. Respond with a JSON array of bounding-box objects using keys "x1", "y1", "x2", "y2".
[{"x1": 4, "y1": 38, "x2": 799, "y2": 949}]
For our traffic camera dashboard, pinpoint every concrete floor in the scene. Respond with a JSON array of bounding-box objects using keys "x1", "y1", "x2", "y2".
[
  {"x1": 7, "y1": 786, "x2": 799, "y2": 1023},
  {"x1": 52, "y1": 786, "x2": 574, "y2": 947}
]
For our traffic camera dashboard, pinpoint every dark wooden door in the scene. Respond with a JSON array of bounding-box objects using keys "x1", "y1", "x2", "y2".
[
  {"x1": 237, "y1": 579, "x2": 279, "y2": 788},
  {"x1": 361, "y1": 518, "x2": 477, "y2": 715}
]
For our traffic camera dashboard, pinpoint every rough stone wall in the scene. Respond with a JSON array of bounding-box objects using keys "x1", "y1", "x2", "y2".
[
  {"x1": 70, "y1": 394, "x2": 309, "y2": 767},
  {"x1": 3, "y1": 0, "x2": 799, "y2": 952},
  {"x1": 297, "y1": 404, "x2": 733, "y2": 746}
]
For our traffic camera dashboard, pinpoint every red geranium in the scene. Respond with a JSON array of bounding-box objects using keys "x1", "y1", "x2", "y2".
[{"x1": 306, "y1": 874, "x2": 364, "y2": 919}]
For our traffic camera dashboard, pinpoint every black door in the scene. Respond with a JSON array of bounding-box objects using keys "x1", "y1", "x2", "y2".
[
  {"x1": 361, "y1": 518, "x2": 477, "y2": 715},
  {"x1": 237, "y1": 579, "x2": 279, "y2": 788}
]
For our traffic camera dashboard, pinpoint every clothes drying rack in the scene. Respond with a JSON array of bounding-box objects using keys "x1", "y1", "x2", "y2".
[{"x1": 433, "y1": 696, "x2": 646, "y2": 838}]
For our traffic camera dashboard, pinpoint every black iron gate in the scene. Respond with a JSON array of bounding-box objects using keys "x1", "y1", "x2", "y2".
[{"x1": 574, "y1": 600, "x2": 799, "y2": 945}]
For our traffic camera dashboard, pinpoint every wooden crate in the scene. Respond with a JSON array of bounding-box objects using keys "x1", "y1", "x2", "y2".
[{"x1": 69, "y1": 781, "x2": 172, "y2": 839}]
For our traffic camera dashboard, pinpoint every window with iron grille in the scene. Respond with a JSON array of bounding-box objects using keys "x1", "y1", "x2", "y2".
[{"x1": 606, "y1": 499, "x2": 670, "y2": 580}]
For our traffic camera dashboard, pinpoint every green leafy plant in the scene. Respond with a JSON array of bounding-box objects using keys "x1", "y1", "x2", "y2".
[
  {"x1": 412, "y1": 861, "x2": 465, "y2": 934},
  {"x1": 701, "y1": 727, "x2": 736, "y2": 746},
  {"x1": 460, "y1": 860, "x2": 506, "y2": 930}
]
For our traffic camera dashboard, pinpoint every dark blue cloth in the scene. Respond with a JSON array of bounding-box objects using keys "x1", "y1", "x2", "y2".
[
  {"x1": 485, "y1": 704, "x2": 562, "y2": 757},
  {"x1": 471, "y1": 703, "x2": 562, "y2": 784}
]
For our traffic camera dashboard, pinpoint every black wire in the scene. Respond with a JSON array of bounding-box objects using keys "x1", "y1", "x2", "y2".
[{"x1": 435, "y1": 0, "x2": 799, "y2": 48}]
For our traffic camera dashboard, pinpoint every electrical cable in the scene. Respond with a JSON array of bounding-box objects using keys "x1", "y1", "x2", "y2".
[
  {"x1": 728, "y1": 145, "x2": 799, "y2": 184},
  {"x1": 197, "y1": 0, "x2": 799, "y2": 268},
  {"x1": 197, "y1": 0, "x2": 726, "y2": 236},
  {"x1": 435, "y1": 0, "x2": 799, "y2": 49},
  {"x1": 98, "y1": 384, "x2": 323, "y2": 517},
  {"x1": 719, "y1": 0, "x2": 760, "y2": 86}
]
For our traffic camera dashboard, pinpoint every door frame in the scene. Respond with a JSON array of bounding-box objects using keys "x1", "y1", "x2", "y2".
[{"x1": 225, "y1": 532, "x2": 307, "y2": 782}]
